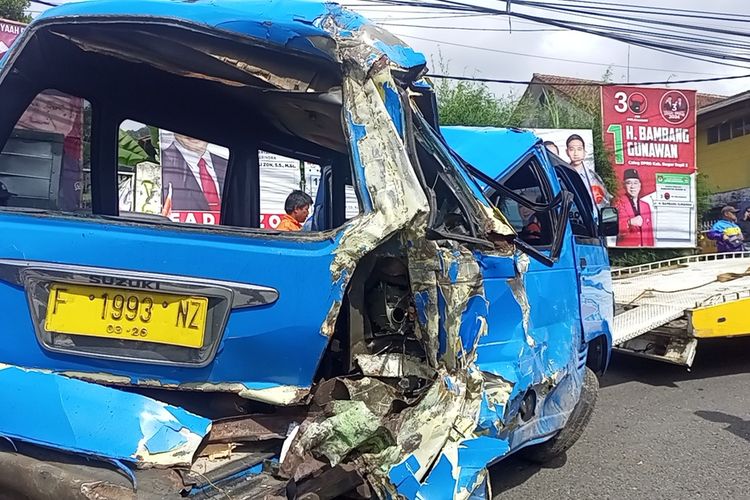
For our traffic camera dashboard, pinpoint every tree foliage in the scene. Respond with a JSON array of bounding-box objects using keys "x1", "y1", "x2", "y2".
[
  {"x1": 0, "y1": 0, "x2": 31, "y2": 23},
  {"x1": 118, "y1": 130, "x2": 150, "y2": 167},
  {"x1": 436, "y1": 79, "x2": 523, "y2": 128}
]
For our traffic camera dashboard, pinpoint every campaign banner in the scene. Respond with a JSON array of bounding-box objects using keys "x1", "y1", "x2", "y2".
[
  {"x1": 0, "y1": 19, "x2": 23, "y2": 56},
  {"x1": 601, "y1": 86, "x2": 697, "y2": 248},
  {"x1": 530, "y1": 128, "x2": 610, "y2": 209}
]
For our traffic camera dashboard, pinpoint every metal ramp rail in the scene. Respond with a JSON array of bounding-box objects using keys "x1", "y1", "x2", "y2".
[{"x1": 612, "y1": 252, "x2": 750, "y2": 346}]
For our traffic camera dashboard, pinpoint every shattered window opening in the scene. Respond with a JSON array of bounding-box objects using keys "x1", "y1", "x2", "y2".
[
  {"x1": 554, "y1": 163, "x2": 598, "y2": 239},
  {"x1": 489, "y1": 154, "x2": 555, "y2": 247},
  {"x1": 410, "y1": 113, "x2": 485, "y2": 241},
  {"x1": 0, "y1": 21, "x2": 362, "y2": 234}
]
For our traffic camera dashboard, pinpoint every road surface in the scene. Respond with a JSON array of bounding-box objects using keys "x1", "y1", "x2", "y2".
[{"x1": 492, "y1": 336, "x2": 750, "y2": 499}]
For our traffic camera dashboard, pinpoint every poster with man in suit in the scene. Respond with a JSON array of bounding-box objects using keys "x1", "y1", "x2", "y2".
[{"x1": 160, "y1": 130, "x2": 228, "y2": 225}]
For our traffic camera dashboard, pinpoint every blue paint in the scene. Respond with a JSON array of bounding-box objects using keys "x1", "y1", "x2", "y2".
[
  {"x1": 0, "y1": 213, "x2": 336, "y2": 390},
  {"x1": 382, "y1": 82, "x2": 404, "y2": 138},
  {"x1": 345, "y1": 113, "x2": 374, "y2": 213},
  {"x1": 458, "y1": 295, "x2": 488, "y2": 357},
  {"x1": 455, "y1": 437, "x2": 510, "y2": 493},
  {"x1": 473, "y1": 250, "x2": 515, "y2": 278},
  {"x1": 441, "y1": 126, "x2": 541, "y2": 183},
  {"x1": 413, "y1": 437, "x2": 509, "y2": 498},
  {"x1": 0, "y1": 365, "x2": 210, "y2": 464},
  {"x1": 477, "y1": 391, "x2": 505, "y2": 437},
  {"x1": 389, "y1": 454, "x2": 421, "y2": 499},
  {"x1": 447, "y1": 259, "x2": 460, "y2": 284},
  {"x1": 413, "y1": 291, "x2": 429, "y2": 327},
  {"x1": 413, "y1": 453, "x2": 456, "y2": 499},
  {"x1": 144, "y1": 426, "x2": 190, "y2": 454}
]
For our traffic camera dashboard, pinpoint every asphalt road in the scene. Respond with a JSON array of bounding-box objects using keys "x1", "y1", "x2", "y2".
[{"x1": 491, "y1": 336, "x2": 750, "y2": 500}]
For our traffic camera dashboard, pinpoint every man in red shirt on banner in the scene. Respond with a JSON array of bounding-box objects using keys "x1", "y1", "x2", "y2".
[{"x1": 615, "y1": 168, "x2": 654, "y2": 247}]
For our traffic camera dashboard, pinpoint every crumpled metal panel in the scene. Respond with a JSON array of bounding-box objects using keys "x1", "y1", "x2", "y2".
[{"x1": 0, "y1": 364, "x2": 211, "y2": 468}]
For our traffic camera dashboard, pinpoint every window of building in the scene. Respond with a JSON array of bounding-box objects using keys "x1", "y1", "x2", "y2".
[
  {"x1": 719, "y1": 121, "x2": 731, "y2": 142},
  {"x1": 707, "y1": 115, "x2": 750, "y2": 145},
  {"x1": 707, "y1": 126, "x2": 719, "y2": 145},
  {"x1": 732, "y1": 118, "x2": 744, "y2": 139}
]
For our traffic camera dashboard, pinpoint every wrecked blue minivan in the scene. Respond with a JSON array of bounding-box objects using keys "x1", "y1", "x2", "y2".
[{"x1": 0, "y1": 1, "x2": 616, "y2": 498}]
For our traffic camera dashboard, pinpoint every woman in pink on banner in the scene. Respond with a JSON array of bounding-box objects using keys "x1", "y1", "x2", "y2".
[{"x1": 615, "y1": 168, "x2": 654, "y2": 247}]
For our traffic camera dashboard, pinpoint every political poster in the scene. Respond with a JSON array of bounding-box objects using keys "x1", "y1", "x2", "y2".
[
  {"x1": 158, "y1": 130, "x2": 324, "y2": 228},
  {"x1": 601, "y1": 86, "x2": 697, "y2": 248},
  {"x1": 0, "y1": 19, "x2": 23, "y2": 57},
  {"x1": 530, "y1": 128, "x2": 611, "y2": 209}
]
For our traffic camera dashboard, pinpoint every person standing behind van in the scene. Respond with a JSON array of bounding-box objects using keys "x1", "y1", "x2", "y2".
[
  {"x1": 277, "y1": 190, "x2": 313, "y2": 231},
  {"x1": 708, "y1": 206, "x2": 744, "y2": 253}
]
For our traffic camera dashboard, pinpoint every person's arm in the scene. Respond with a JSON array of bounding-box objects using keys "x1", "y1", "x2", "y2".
[
  {"x1": 706, "y1": 222, "x2": 724, "y2": 241},
  {"x1": 617, "y1": 204, "x2": 631, "y2": 233}
]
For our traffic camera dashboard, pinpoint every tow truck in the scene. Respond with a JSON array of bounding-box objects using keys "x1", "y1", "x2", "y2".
[{"x1": 612, "y1": 251, "x2": 750, "y2": 366}]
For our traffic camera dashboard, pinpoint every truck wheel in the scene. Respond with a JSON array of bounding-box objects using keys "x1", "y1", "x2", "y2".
[{"x1": 519, "y1": 367, "x2": 599, "y2": 464}]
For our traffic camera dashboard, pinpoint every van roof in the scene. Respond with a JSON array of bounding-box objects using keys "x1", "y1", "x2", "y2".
[
  {"x1": 441, "y1": 126, "x2": 541, "y2": 180},
  {"x1": 35, "y1": 0, "x2": 426, "y2": 74}
]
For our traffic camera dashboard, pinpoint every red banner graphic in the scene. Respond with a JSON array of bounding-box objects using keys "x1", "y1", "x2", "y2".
[{"x1": 601, "y1": 86, "x2": 697, "y2": 248}]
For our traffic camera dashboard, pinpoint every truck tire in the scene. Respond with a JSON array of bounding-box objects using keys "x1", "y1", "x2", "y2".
[{"x1": 519, "y1": 366, "x2": 599, "y2": 464}]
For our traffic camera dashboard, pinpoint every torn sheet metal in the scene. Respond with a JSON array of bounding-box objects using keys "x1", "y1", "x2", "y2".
[
  {"x1": 355, "y1": 353, "x2": 436, "y2": 380},
  {"x1": 290, "y1": 400, "x2": 392, "y2": 467},
  {"x1": 0, "y1": 364, "x2": 211, "y2": 468}
]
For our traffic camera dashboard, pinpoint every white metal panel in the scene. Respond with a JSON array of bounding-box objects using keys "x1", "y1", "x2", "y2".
[{"x1": 612, "y1": 252, "x2": 750, "y2": 345}]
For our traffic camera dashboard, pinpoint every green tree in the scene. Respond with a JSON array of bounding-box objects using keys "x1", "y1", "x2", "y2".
[
  {"x1": 436, "y1": 79, "x2": 522, "y2": 128},
  {"x1": 0, "y1": 0, "x2": 31, "y2": 23},
  {"x1": 118, "y1": 130, "x2": 150, "y2": 167}
]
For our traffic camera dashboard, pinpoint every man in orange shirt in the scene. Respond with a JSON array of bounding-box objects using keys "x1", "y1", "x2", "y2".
[{"x1": 277, "y1": 190, "x2": 313, "y2": 231}]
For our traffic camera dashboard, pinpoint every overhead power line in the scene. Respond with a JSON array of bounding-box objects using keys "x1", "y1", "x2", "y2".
[
  {"x1": 357, "y1": 0, "x2": 750, "y2": 68},
  {"x1": 399, "y1": 34, "x2": 731, "y2": 76},
  {"x1": 426, "y1": 72, "x2": 750, "y2": 86},
  {"x1": 521, "y1": 0, "x2": 750, "y2": 24},
  {"x1": 378, "y1": 22, "x2": 564, "y2": 32},
  {"x1": 30, "y1": 0, "x2": 59, "y2": 7}
]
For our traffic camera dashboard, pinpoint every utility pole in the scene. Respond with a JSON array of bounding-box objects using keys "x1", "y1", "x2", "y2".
[{"x1": 627, "y1": 45, "x2": 631, "y2": 81}]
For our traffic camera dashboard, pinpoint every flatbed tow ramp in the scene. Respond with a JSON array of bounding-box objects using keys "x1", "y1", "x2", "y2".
[{"x1": 612, "y1": 252, "x2": 750, "y2": 366}]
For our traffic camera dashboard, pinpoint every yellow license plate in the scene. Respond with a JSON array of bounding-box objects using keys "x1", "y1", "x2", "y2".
[{"x1": 44, "y1": 283, "x2": 208, "y2": 349}]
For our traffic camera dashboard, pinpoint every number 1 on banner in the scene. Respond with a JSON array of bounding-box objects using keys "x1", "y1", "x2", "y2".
[{"x1": 606, "y1": 124, "x2": 625, "y2": 164}]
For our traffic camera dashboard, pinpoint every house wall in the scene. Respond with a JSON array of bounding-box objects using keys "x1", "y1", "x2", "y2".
[{"x1": 697, "y1": 100, "x2": 750, "y2": 197}]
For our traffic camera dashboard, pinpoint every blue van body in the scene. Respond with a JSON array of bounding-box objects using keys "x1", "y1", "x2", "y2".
[{"x1": 0, "y1": 2, "x2": 613, "y2": 498}]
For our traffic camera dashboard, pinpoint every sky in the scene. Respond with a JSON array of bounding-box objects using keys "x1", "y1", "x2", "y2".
[{"x1": 28, "y1": 0, "x2": 750, "y2": 99}]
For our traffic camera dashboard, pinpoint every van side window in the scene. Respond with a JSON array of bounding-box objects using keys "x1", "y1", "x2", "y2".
[
  {"x1": 0, "y1": 90, "x2": 91, "y2": 211},
  {"x1": 491, "y1": 155, "x2": 553, "y2": 246},
  {"x1": 62, "y1": 118, "x2": 360, "y2": 231},
  {"x1": 554, "y1": 164, "x2": 598, "y2": 239}
]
